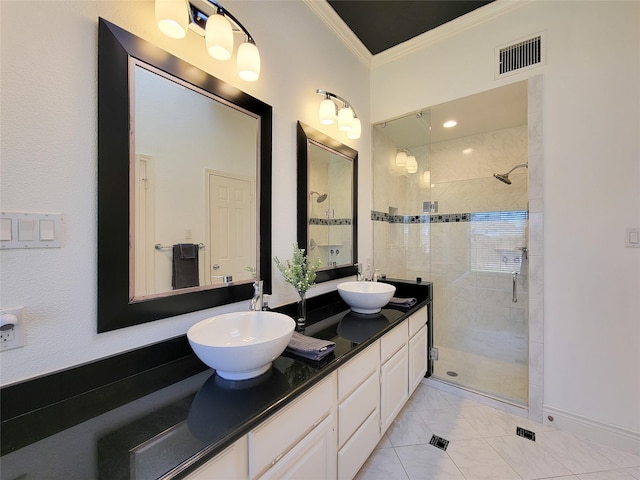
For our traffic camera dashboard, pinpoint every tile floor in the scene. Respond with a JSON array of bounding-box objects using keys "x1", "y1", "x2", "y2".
[{"x1": 355, "y1": 384, "x2": 640, "y2": 480}]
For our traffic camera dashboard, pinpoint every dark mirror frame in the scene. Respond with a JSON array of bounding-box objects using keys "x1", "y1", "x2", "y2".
[
  {"x1": 296, "y1": 122, "x2": 357, "y2": 283},
  {"x1": 98, "y1": 19, "x2": 272, "y2": 333}
]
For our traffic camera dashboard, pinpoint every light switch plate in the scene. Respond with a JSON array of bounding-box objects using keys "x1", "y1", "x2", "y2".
[
  {"x1": 626, "y1": 228, "x2": 640, "y2": 248},
  {"x1": 0, "y1": 212, "x2": 62, "y2": 249}
]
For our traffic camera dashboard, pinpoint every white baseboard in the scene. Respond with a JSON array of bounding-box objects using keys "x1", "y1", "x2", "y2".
[{"x1": 544, "y1": 406, "x2": 640, "y2": 456}]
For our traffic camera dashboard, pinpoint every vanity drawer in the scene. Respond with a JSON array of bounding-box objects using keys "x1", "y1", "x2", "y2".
[
  {"x1": 409, "y1": 307, "x2": 427, "y2": 338},
  {"x1": 381, "y1": 322, "x2": 408, "y2": 363},
  {"x1": 338, "y1": 371, "x2": 379, "y2": 448},
  {"x1": 337, "y1": 407, "x2": 380, "y2": 480},
  {"x1": 338, "y1": 340, "x2": 379, "y2": 402},
  {"x1": 249, "y1": 373, "x2": 336, "y2": 479}
]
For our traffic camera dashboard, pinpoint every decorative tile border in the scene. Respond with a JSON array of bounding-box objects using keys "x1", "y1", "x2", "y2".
[
  {"x1": 371, "y1": 210, "x2": 528, "y2": 224},
  {"x1": 309, "y1": 217, "x2": 352, "y2": 226}
]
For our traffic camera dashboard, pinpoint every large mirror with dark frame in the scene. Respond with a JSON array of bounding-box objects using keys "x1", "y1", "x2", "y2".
[
  {"x1": 98, "y1": 19, "x2": 272, "y2": 332},
  {"x1": 296, "y1": 122, "x2": 357, "y2": 283}
]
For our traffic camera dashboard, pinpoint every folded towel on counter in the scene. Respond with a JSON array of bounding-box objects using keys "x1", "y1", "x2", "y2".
[
  {"x1": 286, "y1": 332, "x2": 336, "y2": 361},
  {"x1": 388, "y1": 297, "x2": 417, "y2": 309}
]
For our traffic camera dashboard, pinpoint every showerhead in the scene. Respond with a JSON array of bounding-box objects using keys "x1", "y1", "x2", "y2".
[
  {"x1": 493, "y1": 163, "x2": 528, "y2": 185},
  {"x1": 310, "y1": 191, "x2": 328, "y2": 203},
  {"x1": 493, "y1": 173, "x2": 512, "y2": 185}
]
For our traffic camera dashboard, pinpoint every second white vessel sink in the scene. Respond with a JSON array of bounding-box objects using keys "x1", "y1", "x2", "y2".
[{"x1": 337, "y1": 281, "x2": 396, "y2": 314}]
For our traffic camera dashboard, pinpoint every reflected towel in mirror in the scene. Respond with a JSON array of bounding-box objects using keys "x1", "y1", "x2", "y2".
[{"x1": 172, "y1": 243, "x2": 199, "y2": 289}]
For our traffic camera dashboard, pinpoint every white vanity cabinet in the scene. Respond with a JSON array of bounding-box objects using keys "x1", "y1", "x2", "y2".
[
  {"x1": 336, "y1": 341, "x2": 381, "y2": 480},
  {"x1": 184, "y1": 436, "x2": 248, "y2": 480},
  {"x1": 408, "y1": 307, "x2": 429, "y2": 394},
  {"x1": 248, "y1": 372, "x2": 337, "y2": 480},
  {"x1": 380, "y1": 321, "x2": 409, "y2": 433}
]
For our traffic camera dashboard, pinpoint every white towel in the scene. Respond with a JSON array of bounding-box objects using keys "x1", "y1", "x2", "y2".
[{"x1": 286, "y1": 332, "x2": 336, "y2": 361}]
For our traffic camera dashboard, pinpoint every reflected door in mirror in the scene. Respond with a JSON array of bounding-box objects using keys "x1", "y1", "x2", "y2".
[{"x1": 132, "y1": 63, "x2": 258, "y2": 299}]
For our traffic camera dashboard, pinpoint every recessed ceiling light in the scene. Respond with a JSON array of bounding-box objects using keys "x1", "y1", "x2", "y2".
[
  {"x1": 463, "y1": 148, "x2": 473, "y2": 155},
  {"x1": 443, "y1": 120, "x2": 457, "y2": 128}
]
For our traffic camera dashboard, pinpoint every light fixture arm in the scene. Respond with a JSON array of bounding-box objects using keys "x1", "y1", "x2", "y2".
[
  {"x1": 316, "y1": 89, "x2": 358, "y2": 118},
  {"x1": 190, "y1": 0, "x2": 257, "y2": 44}
]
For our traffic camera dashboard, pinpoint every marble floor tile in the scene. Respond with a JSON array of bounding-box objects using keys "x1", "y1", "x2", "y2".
[
  {"x1": 386, "y1": 410, "x2": 434, "y2": 447},
  {"x1": 395, "y1": 444, "x2": 464, "y2": 480},
  {"x1": 537, "y1": 430, "x2": 621, "y2": 474},
  {"x1": 445, "y1": 438, "x2": 521, "y2": 480},
  {"x1": 417, "y1": 409, "x2": 484, "y2": 441},
  {"x1": 626, "y1": 467, "x2": 640, "y2": 479},
  {"x1": 486, "y1": 435, "x2": 572, "y2": 479},
  {"x1": 577, "y1": 470, "x2": 637, "y2": 480},
  {"x1": 357, "y1": 385, "x2": 638, "y2": 480},
  {"x1": 355, "y1": 447, "x2": 409, "y2": 480}
]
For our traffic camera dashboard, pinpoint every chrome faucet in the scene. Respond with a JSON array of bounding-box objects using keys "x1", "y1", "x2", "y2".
[
  {"x1": 249, "y1": 280, "x2": 262, "y2": 311},
  {"x1": 354, "y1": 263, "x2": 363, "y2": 281}
]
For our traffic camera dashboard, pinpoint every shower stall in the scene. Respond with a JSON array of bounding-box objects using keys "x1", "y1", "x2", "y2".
[{"x1": 372, "y1": 82, "x2": 530, "y2": 405}]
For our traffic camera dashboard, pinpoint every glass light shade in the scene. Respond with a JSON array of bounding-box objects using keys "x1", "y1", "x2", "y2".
[
  {"x1": 206, "y1": 13, "x2": 233, "y2": 61},
  {"x1": 337, "y1": 106, "x2": 354, "y2": 131},
  {"x1": 155, "y1": 0, "x2": 189, "y2": 39},
  {"x1": 395, "y1": 151, "x2": 407, "y2": 167},
  {"x1": 237, "y1": 42, "x2": 261, "y2": 81},
  {"x1": 347, "y1": 117, "x2": 361, "y2": 139},
  {"x1": 422, "y1": 170, "x2": 431, "y2": 184},
  {"x1": 319, "y1": 98, "x2": 336, "y2": 125},
  {"x1": 406, "y1": 156, "x2": 418, "y2": 173}
]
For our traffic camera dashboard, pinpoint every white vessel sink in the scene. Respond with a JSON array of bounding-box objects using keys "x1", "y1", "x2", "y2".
[
  {"x1": 337, "y1": 281, "x2": 396, "y2": 314},
  {"x1": 187, "y1": 311, "x2": 295, "y2": 380}
]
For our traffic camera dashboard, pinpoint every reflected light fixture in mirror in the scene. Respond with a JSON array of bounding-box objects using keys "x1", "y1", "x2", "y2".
[
  {"x1": 406, "y1": 155, "x2": 418, "y2": 173},
  {"x1": 155, "y1": 0, "x2": 260, "y2": 81},
  {"x1": 316, "y1": 89, "x2": 361, "y2": 139},
  {"x1": 395, "y1": 150, "x2": 407, "y2": 167}
]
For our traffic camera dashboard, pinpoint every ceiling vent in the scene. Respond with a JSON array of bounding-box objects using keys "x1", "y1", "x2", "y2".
[{"x1": 495, "y1": 32, "x2": 545, "y2": 78}]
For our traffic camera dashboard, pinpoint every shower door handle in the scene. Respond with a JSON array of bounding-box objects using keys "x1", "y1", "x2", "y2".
[{"x1": 512, "y1": 272, "x2": 518, "y2": 303}]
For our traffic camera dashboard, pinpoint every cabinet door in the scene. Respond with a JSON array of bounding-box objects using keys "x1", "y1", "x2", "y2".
[
  {"x1": 409, "y1": 325, "x2": 428, "y2": 394},
  {"x1": 184, "y1": 436, "x2": 248, "y2": 480},
  {"x1": 337, "y1": 407, "x2": 380, "y2": 480},
  {"x1": 258, "y1": 413, "x2": 336, "y2": 480},
  {"x1": 249, "y1": 373, "x2": 336, "y2": 479},
  {"x1": 380, "y1": 346, "x2": 408, "y2": 433}
]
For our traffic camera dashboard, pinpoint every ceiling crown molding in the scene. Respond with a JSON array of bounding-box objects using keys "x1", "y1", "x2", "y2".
[
  {"x1": 303, "y1": 0, "x2": 372, "y2": 67},
  {"x1": 372, "y1": 0, "x2": 532, "y2": 68},
  {"x1": 304, "y1": 0, "x2": 531, "y2": 70}
]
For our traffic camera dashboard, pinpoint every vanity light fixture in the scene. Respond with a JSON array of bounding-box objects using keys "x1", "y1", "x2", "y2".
[
  {"x1": 395, "y1": 150, "x2": 407, "y2": 167},
  {"x1": 316, "y1": 89, "x2": 361, "y2": 140},
  {"x1": 154, "y1": 0, "x2": 261, "y2": 81}
]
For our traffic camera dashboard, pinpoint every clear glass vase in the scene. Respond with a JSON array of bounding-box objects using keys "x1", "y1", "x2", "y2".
[{"x1": 296, "y1": 292, "x2": 306, "y2": 333}]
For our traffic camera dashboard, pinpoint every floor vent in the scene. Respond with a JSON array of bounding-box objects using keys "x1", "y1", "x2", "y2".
[
  {"x1": 430, "y1": 435, "x2": 450, "y2": 451},
  {"x1": 496, "y1": 33, "x2": 545, "y2": 78},
  {"x1": 516, "y1": 426, "x2": 536, "y2": 441}
]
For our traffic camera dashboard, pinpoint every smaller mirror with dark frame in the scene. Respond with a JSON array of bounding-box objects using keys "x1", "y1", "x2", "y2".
[{"x1": 296, "y1": 122, "x2": 358, "y2": 283}]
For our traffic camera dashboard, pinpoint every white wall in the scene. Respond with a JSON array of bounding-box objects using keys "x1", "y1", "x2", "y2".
[
  {"x1": 0, "y1": 0, "x2": 370, "y2": 385},
  {"x1": 371, "y1": 1, "x2": 640, "y2": 446}
]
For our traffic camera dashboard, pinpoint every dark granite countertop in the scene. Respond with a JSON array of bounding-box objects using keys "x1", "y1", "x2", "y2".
[{"x1": 0, "y1": 281, "x2": 432, "y2": 480}]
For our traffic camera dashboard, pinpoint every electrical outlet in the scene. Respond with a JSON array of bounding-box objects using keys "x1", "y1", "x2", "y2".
[{"x1": 0, "y1": 307, "x2": 25, "y2": 351}]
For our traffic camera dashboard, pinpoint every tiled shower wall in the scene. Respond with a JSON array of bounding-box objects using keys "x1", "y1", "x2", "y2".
[
  {"x1": 373, "y1": 121, "x2": 530, "y2": 403},
  {"x1": 372, "y1": 76, "x2": 544, "y2": 418}
]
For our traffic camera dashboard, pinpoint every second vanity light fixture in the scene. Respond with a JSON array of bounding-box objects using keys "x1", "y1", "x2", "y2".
[
  {"x1": 155, "y1": 0, "x2": 260, "y2": 81},
  {"x1": 316, "y1": 89, "x2": 361, "y2": 140}
]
